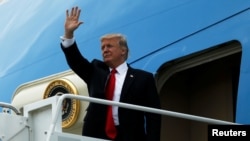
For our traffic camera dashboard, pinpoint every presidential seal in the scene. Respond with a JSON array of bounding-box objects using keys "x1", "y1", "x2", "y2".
[{"x1": 44, "y1": 79, "x2": 80, "y2": 128}]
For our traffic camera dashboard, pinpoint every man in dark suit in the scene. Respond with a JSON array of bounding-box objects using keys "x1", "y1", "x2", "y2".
[{"x1": 60, "y1": 7, "x2": 161, "y2": 141}]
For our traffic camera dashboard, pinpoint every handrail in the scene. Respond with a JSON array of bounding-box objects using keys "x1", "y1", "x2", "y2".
[
  {"x1": 46, "y1": 94, "x2": 239, "y2": 141},
  {"x1": 0, "y1": 102, "x2": 21, "y2": 115}
]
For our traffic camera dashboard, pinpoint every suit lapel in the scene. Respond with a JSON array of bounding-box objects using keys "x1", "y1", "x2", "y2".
[{"x1": 120, "y1": 68, "x2": 135, "y2": 101}]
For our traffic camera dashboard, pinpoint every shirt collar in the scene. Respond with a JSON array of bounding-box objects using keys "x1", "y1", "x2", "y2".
[{"x1": 110, "y1": 61, "x2": 128, "y2": 74}]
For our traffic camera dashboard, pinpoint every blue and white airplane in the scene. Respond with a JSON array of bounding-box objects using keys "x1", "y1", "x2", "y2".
[{"x1": 1, "y1": 0, "x2": 250, "y2": 140}]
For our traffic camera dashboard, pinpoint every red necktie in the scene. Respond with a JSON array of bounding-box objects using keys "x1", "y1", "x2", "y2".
[{"x1": 105, "y1": 69, "x2": 117, "y2": 139}]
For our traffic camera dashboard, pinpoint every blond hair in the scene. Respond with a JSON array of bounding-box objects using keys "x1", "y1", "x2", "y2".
[{"x1": 100, "y1": 33, "x2": 129, "y2": 60}]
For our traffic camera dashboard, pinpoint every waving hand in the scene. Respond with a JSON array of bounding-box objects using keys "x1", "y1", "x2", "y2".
[{"x1": 64, "y1": 7, "x2": 83, "y2": 39}]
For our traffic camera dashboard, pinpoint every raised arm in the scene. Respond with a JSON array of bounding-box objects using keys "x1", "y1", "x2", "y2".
[{"x1": 64, "y1": 7, "x2": 83, "y2": 39}]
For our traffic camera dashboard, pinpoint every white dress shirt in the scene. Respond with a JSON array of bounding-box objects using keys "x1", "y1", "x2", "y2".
[
  {"x1": 60, "y1": 36, "x2": 74, "y2": 48},
  {"x1": 111, "y1": 62, "x2": 128, "y2": 125}
]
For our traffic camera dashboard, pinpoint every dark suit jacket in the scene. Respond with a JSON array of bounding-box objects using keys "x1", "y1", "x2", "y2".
[{"x1": 61, "y1": 42, "x2": 161, "y2": 141}]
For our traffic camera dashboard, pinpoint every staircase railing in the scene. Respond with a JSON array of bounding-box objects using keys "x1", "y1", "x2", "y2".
[{"x1": 46, "y1": 94, "x2": 239, "y2": 141}]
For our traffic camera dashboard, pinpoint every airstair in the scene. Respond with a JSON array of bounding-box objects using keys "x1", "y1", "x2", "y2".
[{"x1": 0, "y1": 94, "x2": 237, "y2": 141}]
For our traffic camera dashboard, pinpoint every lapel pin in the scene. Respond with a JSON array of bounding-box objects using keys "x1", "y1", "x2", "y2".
[{"x1": 130, "y1": 74, "x2": 134, "y2": 78}]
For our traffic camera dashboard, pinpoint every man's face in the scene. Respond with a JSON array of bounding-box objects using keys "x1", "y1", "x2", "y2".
[{"x1": 101, "y1": 38, "x2": 125, "y2": 68}]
